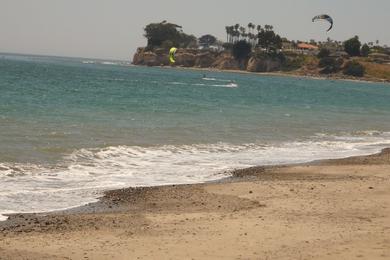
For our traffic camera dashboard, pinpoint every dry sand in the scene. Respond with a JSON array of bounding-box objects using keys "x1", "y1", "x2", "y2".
[{"x1": 1, "y1": 149, "x2": 390, "y2": 259}]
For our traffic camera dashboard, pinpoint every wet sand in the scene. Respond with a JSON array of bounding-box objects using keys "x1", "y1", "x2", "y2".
[{"x1": 1, "y1": 149, "x2": 390, "y2": 259}]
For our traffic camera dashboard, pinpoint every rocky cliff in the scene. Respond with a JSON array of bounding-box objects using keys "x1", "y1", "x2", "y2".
[{"x1": 132, "y1": 48, "x2": 282, "y2": 72}]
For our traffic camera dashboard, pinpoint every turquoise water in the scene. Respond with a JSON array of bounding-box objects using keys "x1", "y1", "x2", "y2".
[{"x1": 1, "y1": 53, "x2": 390, "y2": 219}]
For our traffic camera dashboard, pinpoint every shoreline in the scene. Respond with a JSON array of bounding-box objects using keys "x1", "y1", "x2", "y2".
[
  {"x1": 0, "y1": 146, "x2": 386, "y2": 222},
  {"x1": 1, "y1": 148, "x2": 390, "y2": 259},
  {"x1": 1, "y1": 148, "x2": 389, "y2": 219},
  {"x1": 145, "y1": 64, "x2": 390, "y2": 85}
]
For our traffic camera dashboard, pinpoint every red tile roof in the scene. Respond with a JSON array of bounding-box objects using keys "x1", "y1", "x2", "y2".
[{"x1": 297, "y1": 43, "x2": 319, "y2": 50}]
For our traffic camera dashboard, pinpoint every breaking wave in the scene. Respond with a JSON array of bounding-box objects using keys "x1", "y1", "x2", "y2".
[{"x1": 1, "y1": 131, "x2": 390, "y2": 220}]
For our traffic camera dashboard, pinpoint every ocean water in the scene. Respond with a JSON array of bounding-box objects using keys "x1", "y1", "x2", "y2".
[{"x1": 1, "y1": 53, "x2": 390, "y2": 220}]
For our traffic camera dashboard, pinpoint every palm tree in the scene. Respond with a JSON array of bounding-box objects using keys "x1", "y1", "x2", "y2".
[
  {"x1": 255, "y1": 25, "x2": 262, "y2": 47},
  {"x1": 264, "y1": 24, "x2": 273, "y2": 31},
  {"x1": 234, "y1": 24, "x2": 240, "y2": 42},
  {"x1": 234, "y1": 24, "x2": 240, "y2": 32},
  {"x1": 230, "y1": 28, "x2": 235, "y2": 43},
  {"x1": 248, "y1": 23, "x2": 256, "y2": 46},
  {"x1": 239, "y1": 27, "x2": 246, "y2": 41},
  {"x1": 256, "y1": 25, "x2": 262, "y2": 33},
  {"x1": 249, "y1": 33, "x2": 256, "y2": 48},
  {"x1": 225, "y1": 26, "x2": 230, "y2": 43},
  {"x1": 248, "y1": 23, "x2": 253, "y2": 34}
]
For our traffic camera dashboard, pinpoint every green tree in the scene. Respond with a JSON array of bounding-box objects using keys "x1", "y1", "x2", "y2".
[
  {"x1": 144, "y1": 21, "x2": 182, "y2": 47},
  {"x1": 232, "y1": 40, "x2": 252, "y2": 64},
  {"x1": 161, "y1": 40, "x2": 174, "y2": 50},
  {"x1": 257, "y1": 26, "x2": 282, "y2": 52},
  {"x1": 199, "y1": 34, "x2": 217, "y2": 48},
  {"x1": 144, "y1": 21, "x2": 196, "y2": 49},
  {"x1": 180, "y1": 34, "x2": 198, "y2": 48},
  {"x1": 361, "y1": 44, "x2": 370, "y2": 57},
  {"x1": 344, "y1": 36, "x2": 361, "y2": 56}
]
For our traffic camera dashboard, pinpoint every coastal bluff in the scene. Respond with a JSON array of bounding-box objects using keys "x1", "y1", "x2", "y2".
[{"x1": 132, "y1": 47, "x2": 282, "y2": 72}]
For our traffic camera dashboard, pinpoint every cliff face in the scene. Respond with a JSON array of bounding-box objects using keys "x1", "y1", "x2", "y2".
[
  {"x1": 211, "y1": 52, "x2": 240, "y2": 70},
  {"x1": 132, "y1": 48, "x2": 282, "y2": 72},
  {"x1": 132, "y1": 48, "x2": 170, "y2": 66},
  {"x1": 247, "y1": 57, "x2": 282, "y2": 72}
]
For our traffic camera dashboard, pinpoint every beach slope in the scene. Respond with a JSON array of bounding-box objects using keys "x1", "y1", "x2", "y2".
[{"x1": 1, "y1": 149, "x2": 390, "y2": 259}]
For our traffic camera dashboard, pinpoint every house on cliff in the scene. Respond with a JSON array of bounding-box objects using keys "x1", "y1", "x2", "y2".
[{"x1": 296, "y1": 43, "x2": 319, "y2": 55}]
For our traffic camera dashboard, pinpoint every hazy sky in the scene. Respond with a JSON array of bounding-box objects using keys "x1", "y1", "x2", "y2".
[{"x1": 1, "y1": 0, "x2": 389, "y2": 60}]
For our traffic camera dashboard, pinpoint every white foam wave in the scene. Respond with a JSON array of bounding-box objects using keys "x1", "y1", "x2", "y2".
[
  {"x1": 211, "y1": 83, "x2": 238, "y2": 88},
  {"x1": 82, "y1": 60, "x2": 129, "y2": 66},
  {"x1": 101, "y1": 61, "x2": 118, "y2": 65},
  {"x1": 202, "y1": 77, "x2": 237, "y2": 87},
  {"x1": 0, "y1": 211, "x2": 14, "y2": 221},
  {"x1": 193, "y1": 83, "x2": 238, "y2": 88},
  {"x1": 202, "y1": 77, "x2": 231, "y2": 82},
  {"x1": 1, "y1": 132, "x2": 390, "y2": 220},
  {"x1": 169, "y1": 82, "x2": 187, "y2": 85}
]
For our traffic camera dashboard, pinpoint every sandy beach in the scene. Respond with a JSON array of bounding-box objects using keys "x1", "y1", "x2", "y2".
[
  {"x1": 1, "y1": 149, "x2": 390, "y2": 259},
  {"x1": 2, "y1": 1, "x2": 390, "y2": 260}
]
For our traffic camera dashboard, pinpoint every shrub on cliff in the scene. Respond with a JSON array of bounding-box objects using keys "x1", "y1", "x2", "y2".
[
  {"x1": 370, "y1": 46, "x2": 390, "y2": 55},
  {"x1": 361, "y1": 44, "x2": 370, "y2": 57},
  {"x1": 222, "y1": 42, "x2": 233, "y2": 50},
  {"x1": 282, "y1": 55, "x2": 305, "y2": 71},
  {"x1": 343, "y1": 60, "x2": 365, "y2": 77},
  {"x1": 317, "y1": 48, "x2": 330, "y2": 59},
  {"x1": 255, "y1": 50, "x2": 286, "y2": 63},
  {"x1": 319, "y1": 57, "x2": 341, "y2": 74}
]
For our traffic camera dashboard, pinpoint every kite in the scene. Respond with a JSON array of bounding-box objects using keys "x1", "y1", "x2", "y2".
[
  {"x1": 169, "y1": 47, "x2": 177, "y2": 63},
  {"x1": 312, "y1": 14, "x2": 334, "y2": 32}
]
